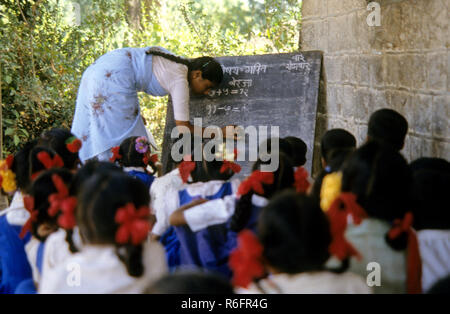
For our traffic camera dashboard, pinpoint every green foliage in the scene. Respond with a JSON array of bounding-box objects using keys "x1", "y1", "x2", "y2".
[{"x1": 1, "y1": 0, "x2": 302, "y2": 155}]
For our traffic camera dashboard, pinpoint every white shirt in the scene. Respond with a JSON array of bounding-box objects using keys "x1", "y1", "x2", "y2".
[
  {"x1": 238, "y1": 271, "x2": 372, "y2": 294},
  {"x1": 417, "y1": 229, "x2": 450, "y2": 292},
  {"x1": 150, "y1": 168, "x2": 186, "y2": 236},
  {"x1": 153, "y1": 56, "x2": 190, "y2": 121},
  {"x1": 0, "y1": 191, "x2": 29, "y2": 226},
  {"x1": 39, "y1": 240, "x2": 167, "y2": 294}
]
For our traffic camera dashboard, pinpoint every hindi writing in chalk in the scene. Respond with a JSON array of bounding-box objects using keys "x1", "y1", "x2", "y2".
[
  {"x1": 206, "y1": 103, "x2": 249, "y2": 116},
  {"x1": 222, "y1": 62, "x2": 268, "y2": 75},
  {"x1": 285, "y1": 54, "x2": 311, "y2": 73}
]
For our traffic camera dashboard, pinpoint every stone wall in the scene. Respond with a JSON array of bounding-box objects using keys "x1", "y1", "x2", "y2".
[{"x1": 300, "y1": 0, "x2": 449, "y2": 175}]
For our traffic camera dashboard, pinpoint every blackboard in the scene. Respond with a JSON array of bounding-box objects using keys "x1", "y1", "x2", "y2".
[{"x1": 161, "y1": 51, "x2": 322, "y2": 178}]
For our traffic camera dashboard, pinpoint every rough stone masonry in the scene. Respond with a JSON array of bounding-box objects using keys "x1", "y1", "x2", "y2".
[{"x1": 300, "y1": 0, "x2": 449, "y2": 175}]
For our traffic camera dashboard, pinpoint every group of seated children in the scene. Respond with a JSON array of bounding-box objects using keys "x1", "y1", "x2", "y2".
[{"x1": 0, "y1": 108, "x2": 448, "y2": 294}]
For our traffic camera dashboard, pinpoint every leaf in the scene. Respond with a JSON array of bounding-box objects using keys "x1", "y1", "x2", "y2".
[
  {"x1": 13, "y1": 135, "x2": 20, "y2": 146},
  {"x1": 5, "y1": 128, "x2": 14, "y2": 136}
]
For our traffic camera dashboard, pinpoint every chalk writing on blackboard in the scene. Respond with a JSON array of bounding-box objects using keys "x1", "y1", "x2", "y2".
[
  {"x1": 222, "y1": 63, "x2": 268, "y2": 75},
  {"x1": 208, "y1": 88, "x2": 249, "y2": 97},
  {"x1": 229, "y1": 77, "x2": 253, "y2": 88},
  {"x1": 206, "y1": 103, "x2": 249, "y2": 116}
]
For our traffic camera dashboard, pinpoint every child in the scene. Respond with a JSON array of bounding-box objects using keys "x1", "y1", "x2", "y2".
[
  {"x1": 18, "y1": 167, "x2": 74, "y2": 293},
  {"x1": 38, "y1": 128, "x2": 82, "y2": 171},
  {"x1": 323, "y1": 141, "x2": 418, "y2": 293},
  {"x1": 111, "y1": 136, "x2": 158, "y2": 189},
  {"x1": 410, "y1": 158, "x2": 450, "y2": 292},
  {"x1": 0, "y1": 140, "x2": 36, "y2": 293},
  {"x1": 367, "y1": 108, "x2": 408, "y2": 151},
  {"x1": 166, "y1": 140, "x2": 241, "y2": 277},
  {"x1": 310, "y1": 129, "x2": 356, "y2": 203},
  {"x1": 283, "y1": 136, "x2": 307, "y2": 168},
  {"x1": 39, "y1": 171, "x2": 167, "y2": 293},
  {"x1": 231, "y1": 191, "x2": 371, "y2": 294}
]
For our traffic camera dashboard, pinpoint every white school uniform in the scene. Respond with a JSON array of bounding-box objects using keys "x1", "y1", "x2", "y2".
[
  {"x1": 417, "y1": 229, "x2": 450, "y2": 292},
  {"x1": 39, "y1": 240, "x2": 167, "y2": 294},
  {"x1": 238, "y1": 271, "x2": 372, "y2": 294},
  {"x1": 1, "y1": 191, "x2": 29, "y2": 226}
]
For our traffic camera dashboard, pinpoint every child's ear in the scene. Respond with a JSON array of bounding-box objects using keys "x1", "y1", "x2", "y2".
[
  {"x1": 191, "y1": 70, "x2": 202, "y2": 79},
  {"x1": 321, "y1": 157, "x2": 326, "y2": 169}
]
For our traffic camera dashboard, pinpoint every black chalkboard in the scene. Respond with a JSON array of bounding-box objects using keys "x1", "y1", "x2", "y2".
[{"x1": 161, "y1": 51, "x2": 322, "y2": 178}]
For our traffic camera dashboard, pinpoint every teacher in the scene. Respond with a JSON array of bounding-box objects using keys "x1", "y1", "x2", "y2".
[{"x1": 71, "y1": 46, "x2": 225, "y2": 162}]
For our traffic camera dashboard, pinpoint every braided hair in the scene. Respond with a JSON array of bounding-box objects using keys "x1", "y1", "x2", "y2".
[{"x1": 146, "y1": 48, "x2": 223, "y2": 85}]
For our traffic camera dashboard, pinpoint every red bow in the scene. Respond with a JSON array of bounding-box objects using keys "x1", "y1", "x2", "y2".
[
  {"x1": 66, "y1": 137, "x2": 82, "y2": 153},
  {"x1": 6, "y1": 154, "x2": 14, "y2": 169},
  {"x1": 220, "y1": 161, "x2": 241, "y2": 174},
  {"x1": 179, "y1": 155, "x2": 195, "y2": 183},
  {"x1": 19, "y1": 195, "x2": 38, "y2": 239},
  {"x1": 143, "y1": 154, "x2": 158, "y2": 165},
  {"x1": 109, "y1": 146, "x2": 122, "y2": 162},
  {"x1": 115, "y1": 203, "x2": 151, "y2": 245},
  {"x1": 293, "y1": 167, "x2": 310, "y2": 194},
  {"x1": 237, "y1": 170, "x2": 274, "y2": 196},
  {"x1": 47, "y1": 174, "x2": 78, "y2": 229},
  {"x1": 327, "y1": 193, "x2": 367, "y2": 261},
  {"x1": 37, "y1": 151, "x2": 64, "y2": 170},
  {"x1": 388, "y1": 212, "x2": 422, "y2": 294},
  {"x1": 229, "y1": 230, "x2": 266, "y2": 288}
]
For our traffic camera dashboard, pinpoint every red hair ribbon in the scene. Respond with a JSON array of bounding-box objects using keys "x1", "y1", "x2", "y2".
[
  {"x1": 37, "y1": 151, "x2": 64, "y2": 170},
  {"x1": 19, "y1": 195, "x2": 38, "y2": 239},
  {"x1": 179, "y1": 155, "x2": 196, "y2": 183},
  {"x1": 220, "y1": 161, "x2": 241, "y2": 174},
  {"x1": 237, "y1": 170, "x2": 274, "y2": 196},
  {"x1": 109, "y1": 146, "x2": 122, "y2": 162},
  {"x1": 293, "y1": 167, "x2": 310, "y2": 194},
  {"x1": 0, "y1": 175, "x2": 3, "y2": 187},
  {"x1": 143, "y1": 154, "x2": 158, "y2": 166},
  {"x1": 388, "y1": 212, "x2": 422, "y2": 294},
  {"x1": 229, "y1": 229, "x2": 266, "y2": 288},
  {"x1": 327, "y1": 192, "x2": 368, "y2": 261},
  {"x1": 6, "y1": 154, "x2": 14, "y2": 169},
  {"x1": 47, "y1": 174, "x2": 78, "y2": 229},
  {"x1": 115, "y1": 203, "x2": 151, "y2": 245},
  {"x1": 65, "y1": 136, "x2": 82, "y2": 153}
]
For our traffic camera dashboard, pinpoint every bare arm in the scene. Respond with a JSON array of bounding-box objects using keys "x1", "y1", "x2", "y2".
[{"x1": 169, "y1": 198, "x2": 208, "y2": 226}]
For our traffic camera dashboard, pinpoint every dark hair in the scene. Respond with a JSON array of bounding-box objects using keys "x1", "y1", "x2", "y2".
[
  {"x1": 258, "y1": 191, "x2": 331, "y2": 274},
  {"x1": 145, "y1": 270, "x2": 234, "y2": 294},
  {"x1": 38, "y1": 128, "x2": 80, "y2": 170},
  {"x1": 11, "y1": 139, "x2": 38, "y2": 191},
  {"x1": 118, "y1": 136, "x2": 157, "y2": 174},
  {"x1": 427, "y1": 274, "x2": 450, "y2": 294},
  {"x1": 341, "y1": 141, "x2": 412, "y2": 250},
  {"x1": 310, "y1": 147, "x2": 355, "y2": 203},
  {"x1": 28, "y1": 168, "x2": 73, "y2": 241},
  {"x1": 146, "y1": 48, "x2": 223, "y2": 85},
  {"x1": 410, "y1": 157, "x2": 450, "y2": 174},
  {"x1": 259, "y1": 137, "x2": 293, "y2": 157},
  {"x1": 230, "y1": 153, "x2": 294, "y2": 232},
  {"x1": 411, "y1": 168, "x2": 450, "y2": 230},
  {"x1": 283, "y1": 136, "x2": 307, "y2": 167},
  {"x1": 182, "y1": 135, "x2": 234, "y2": 183},
  {"x1": 368, "y1": 108, "x2": 408, "y2": 151},
  {"x1": 77, "y1": 172, "x2": 151, "y2": 277},
  {"x1": 321, "y1": 129, "x2": 356, "y2": 164}
]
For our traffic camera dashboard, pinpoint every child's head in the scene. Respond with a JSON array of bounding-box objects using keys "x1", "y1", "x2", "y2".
[
  {"x1": 258, "y1": 191, "x2": 331, "y2": 274},
  {"x1": 145, "y1": 270, "x2": 234, "y2": 294},
  {"x1": 25, "y1": 168, "x2": 73, "y2": 241},
  {"x1": 230, "y1": 153, "x2": 294, "y2": 232},
  {"x1": 77, "y1": 171, "x2": 151, "y2": 277},
  {"x1": 320, "y1": 129, "x2": 356, "y2": 167},
  {"x1": 38, "y1": 128, "x2": 81, "y2": 171},
  {"x1": 367, "y1": 108, "x2": 408, "y2": 151},
  {"x1": 284, "y1": 136, "x2": 307, "y2": 167},
  {"x1": 10, "y1": 139, "x2": 37, "y2": 192},
  {"x1": 116, "y1": 136, "x2": 158, "y2": 173},
  {"x1": 178, "y1": 135, "x2": 237, "y2": 183},
  {"x1": 341, "y1": 141, "x2": 412, "y2": 222},
  {"x1": 411, "y1": 163, "x2": 450, "y2": 230}
]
